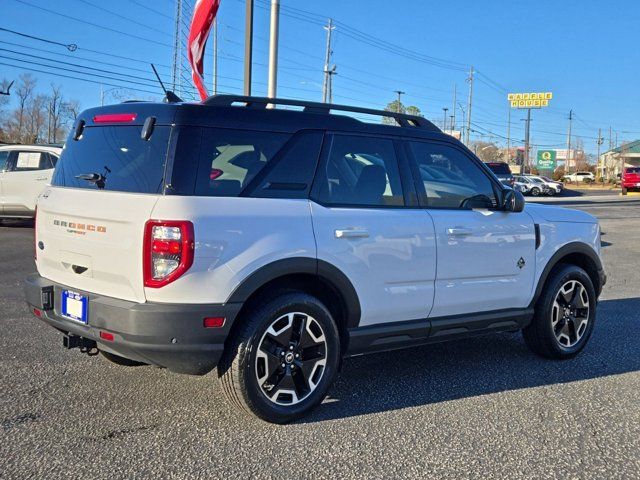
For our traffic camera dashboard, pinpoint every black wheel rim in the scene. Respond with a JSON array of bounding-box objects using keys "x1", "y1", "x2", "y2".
[
  {"x1": 255, "y1": 312, "x2": 327, "y2": 405},
  {"x1": 551, "y1": 280, "x2": 590, "y2": 348}
]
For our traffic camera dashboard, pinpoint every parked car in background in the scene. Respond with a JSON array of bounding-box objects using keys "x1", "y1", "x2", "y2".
[
  {"x1": 621, "y1": 167, "x2": 640, "y2": 193},
  {"x1": 540, "y1": 175, "x2": 564, "y2": 192},
  {"x1": 0, "y1": 144, "x2": 61, "y2": 219},
  {"x1": 484, "y1": 162, "x2": 515, "y2": 188},
  {"x1": 525, "y1": 175, "x2": 562, "y2": 196},
  {"x1": 513, "y1": 179, "x2": 531, "y2": 195},
  {"x1": 563, "y1": 171, "x2": 595, "y2": 183},
  {"x1": 514, "y1": 175, "x2": 551, "y2": 196}
]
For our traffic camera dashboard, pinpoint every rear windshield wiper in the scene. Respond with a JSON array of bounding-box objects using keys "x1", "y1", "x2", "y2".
[{"x1": 76, "y1": 166, "x2": 111, "y2": 189}]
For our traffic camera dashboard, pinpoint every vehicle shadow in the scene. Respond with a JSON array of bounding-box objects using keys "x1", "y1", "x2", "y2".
[
  {"x1": 301, "y1": 297, "x2": 640, "y2": 423},
  {"x1": 0, "y1": 219, "x2": 34, "y2": 229}
]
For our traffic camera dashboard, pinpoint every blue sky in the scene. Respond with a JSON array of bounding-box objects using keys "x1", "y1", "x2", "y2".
[{"x1": 3, "y1": 0, "x2": 639, "y2": 155}]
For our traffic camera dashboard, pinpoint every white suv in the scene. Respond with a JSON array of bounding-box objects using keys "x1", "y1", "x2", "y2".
[
  {"x1": 0, "y1": 144, "x2": 61, "y2": 219},
  {"x1": 563, "y1": 171, "x2": 595, "y2": 183},
  {"x1": 25, "y1": 97, "x2": 606, "y2": 423}
]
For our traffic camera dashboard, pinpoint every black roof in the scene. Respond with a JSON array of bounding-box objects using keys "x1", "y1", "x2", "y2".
[{"x1": 76, "y1": 95, "x2": 448, "y2": 141}]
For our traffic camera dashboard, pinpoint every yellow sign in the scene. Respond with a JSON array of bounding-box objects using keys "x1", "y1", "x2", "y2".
[{"x1": 508, "y1": 92, "x2": 552, "y2": 108}]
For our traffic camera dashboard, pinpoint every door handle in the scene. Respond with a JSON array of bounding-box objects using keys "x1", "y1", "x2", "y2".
[
  {"x1": 335, "y1": 228, "x2": 369, "y2": 239},
  {"x1": 447, "y1": 227, "x2": 473, "y2": 236}
]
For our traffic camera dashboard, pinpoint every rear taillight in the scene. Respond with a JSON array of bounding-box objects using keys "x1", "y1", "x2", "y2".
[{"x1": 143, "y1": 220, "x2": 194, "y2": 288}]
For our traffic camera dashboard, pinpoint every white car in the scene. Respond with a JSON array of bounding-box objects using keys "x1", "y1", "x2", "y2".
[
  {"x1": 0, "y1": 144, "x2": 61, "y2": 219},
  {"x1": 25, "y1": 97, "x2": 606, "y2": 423},
  {"x1": 525, "y1": 175, "x2": 562, "y2": 195},
  {"x1": 563, "y1": 171, "x2": 595, "y2": 183},
  {"x1": 514, "y1": 175, "x2": 551, "y2": 196}
]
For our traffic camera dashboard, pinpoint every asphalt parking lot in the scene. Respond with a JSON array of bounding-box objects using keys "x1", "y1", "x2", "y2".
[{"x1": 1, "y1": 196, "x2": 639, "y2": 479}]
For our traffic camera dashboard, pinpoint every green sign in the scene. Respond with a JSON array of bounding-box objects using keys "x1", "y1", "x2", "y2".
[{"x1": 537, "y1": 150, "x2": 557, "y2": 169}]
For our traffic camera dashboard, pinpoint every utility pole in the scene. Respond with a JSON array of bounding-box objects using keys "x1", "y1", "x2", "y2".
[
  {"x1": 458, "y1": 102, "x2": 466, "y2": 143},
  {"x1": 566, "y1": 109, "x2": 573, "y2": 172},
  {"x1": 609, "y1": 126, "x2": 613, "y2": 150},
  {"x1": 395, "y1": 90, "x2": 405, "y2": 113},
  {"x1": 596, "y1": 128, "x2": 604, "y2": 179},
  {"x1": 506, "y1": 105, "x2": 511, "y2": 163},
  {"x1": 171, "y1": 0, "x2": 182, "y2": 92},
  {"x1": 524, "y1": 109, "x2": 531, "y2": 172},
  {"x1": 244, "y1": 0, "x2": 254, "y2": 96},
  {"x1": 442, "y1": 107, "x2": 449, "y2": 131},
  {"x1": 322, "y1": 18, "x2": 335, "y2": 103},
  {"x1": 451, "y1": 83, "x2": 456, "y2": 131},
  {"x1": 267, "y1": 0, "x2": 280, "y2": 101},
  {"x1": 465, "y1": 66, "x2": 474, "y2": 145},
  {"x1": 212, "y1": 18, "x2": 218, "y2": 95}
]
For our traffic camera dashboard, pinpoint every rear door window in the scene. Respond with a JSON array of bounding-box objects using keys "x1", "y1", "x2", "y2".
[
  {"x1": 12, "y1": 151, "x2": 46, "y2": 171},
  {"x1": 52, "y1": 126, "x2": 171, "y2": 193}
]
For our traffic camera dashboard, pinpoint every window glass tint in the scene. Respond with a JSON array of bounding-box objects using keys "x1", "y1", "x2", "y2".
[
  {"x1": 316, "y1": 135, "x2": 404, "y2": 207},
  {"x1": 408, "y1": 141, "x2": 497, "y2": 209},
  {"x1": 0, "y1": 151, "x2": 8, "y2": 171},
  {"x1": 52, "y1": 126, "x2": 170, "y2": 193},
  {"x1": 251, "y1": 131, "x2": 323, "y2": 199},
  {"x1": 39, "y1": 152, "x2": 55, "y2": 170},
  {"x1": 193, "y1": 128, "x2": 290, "y2": 197},
  {"x1": 14, "y1": 151, "x2": 44, "y2": 171}
]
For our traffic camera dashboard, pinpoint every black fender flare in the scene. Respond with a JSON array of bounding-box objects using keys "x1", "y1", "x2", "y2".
[
  {"x1": 227, "y1": 257, "x2": 362, "y2": 329},
  {"x1": 531, "y1": 242, "x2": 604, "y2": 307}
]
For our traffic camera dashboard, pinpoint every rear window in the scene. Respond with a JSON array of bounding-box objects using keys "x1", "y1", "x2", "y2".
[
  {"x1": 625, "y1": 167, "x2": 640, "y2": 174},
  {"x1": 485, "y1": 162, "x2": 511, "y2": 175},
  {"x1": 52, "y1": 126, "x2": 171, "y2": 193}
]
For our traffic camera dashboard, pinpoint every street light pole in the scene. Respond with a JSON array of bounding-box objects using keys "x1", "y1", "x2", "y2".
[
  {"x1": 395, "y1": 90, "x2": 405, "y2": 113},
  {"x1": 442, "y1": 107, "x2": 448, "y2": 131}
]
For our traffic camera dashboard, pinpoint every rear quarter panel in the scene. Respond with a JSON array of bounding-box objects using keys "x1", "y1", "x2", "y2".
[{"x1": 146, "y1": 197, "x2": 316, "y2": 304}]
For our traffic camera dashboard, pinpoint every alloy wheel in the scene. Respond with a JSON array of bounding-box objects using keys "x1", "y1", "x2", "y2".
[
  {"x1": 255, "y1": 312, "x2": 327, "y2": 405},
  {"x1": 551, "y1": 280, "x2": 590, "y2": 348}
]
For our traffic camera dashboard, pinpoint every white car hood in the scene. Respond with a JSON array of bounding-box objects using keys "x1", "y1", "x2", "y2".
[{"x1": 525, "y1": 203, "x2": 597, "y2": 224}]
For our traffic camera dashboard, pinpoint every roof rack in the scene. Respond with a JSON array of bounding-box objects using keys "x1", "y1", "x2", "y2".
[{"x1": 203, "y1": 95, "x2": 439, "y2": 131}]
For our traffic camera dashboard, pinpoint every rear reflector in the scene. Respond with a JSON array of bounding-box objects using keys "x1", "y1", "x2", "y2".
[
  {"x1": 33, "y1": 308, "x2": 42, "y2": 318},
  {"x1": 204, "y1": 317, "x2": 225, "y2": 328},
  {"x1": 99, "y1": 331, "x2": 114, "y2": 342},
  {"x1": 93, "y1": 113, "x2": 137, "y2": 123}
]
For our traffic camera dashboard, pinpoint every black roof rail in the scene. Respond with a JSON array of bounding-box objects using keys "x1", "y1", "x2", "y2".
[{"x1": 203, "y1": 95, "x2": 439, "y2": 131}]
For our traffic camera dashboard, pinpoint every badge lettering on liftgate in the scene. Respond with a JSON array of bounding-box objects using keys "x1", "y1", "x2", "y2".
[{"x1": 53, "y1": 219, "x2": 107, "y2": 235}]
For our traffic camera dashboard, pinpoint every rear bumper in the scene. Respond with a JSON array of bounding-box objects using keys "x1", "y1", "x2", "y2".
[{"x1": 24, "y1": 274, "x2": 241, "y2": 375}]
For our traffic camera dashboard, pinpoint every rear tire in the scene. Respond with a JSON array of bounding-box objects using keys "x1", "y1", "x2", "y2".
[
  {"x1": 218, "y1": 292, "x2": 340, "y2": 423},
  {"x1": 530, "y1": 187, "x2": 541, "y2": 196},
  {"x1": 100, "y1": 351, "x2": 146, "y2": 367},
  {"x1": 523, "y1": 264, "x2": 596, "y2": 359}
]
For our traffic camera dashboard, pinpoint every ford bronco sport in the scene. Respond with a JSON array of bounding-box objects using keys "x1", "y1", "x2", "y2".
[{"x1": 25, "y1": 96, "x2": 605, "y2": 423}]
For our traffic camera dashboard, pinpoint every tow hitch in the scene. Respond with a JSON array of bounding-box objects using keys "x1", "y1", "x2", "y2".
[{"x1": 63, "y1": 334, "x2": 99, "y2": 355}]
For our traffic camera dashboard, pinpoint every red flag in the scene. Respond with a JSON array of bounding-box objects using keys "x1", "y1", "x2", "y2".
[{"x1": 188, "y1": 0, "x2": 220, "y2": 101}]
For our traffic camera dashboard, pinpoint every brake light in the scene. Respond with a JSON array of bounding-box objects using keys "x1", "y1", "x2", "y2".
[
  {"x1": 93, "y1": 113, "x2": 137, "y2": 123},
  {"x1": 143, "y1": 220, "x2": 194, "y2": 288}
]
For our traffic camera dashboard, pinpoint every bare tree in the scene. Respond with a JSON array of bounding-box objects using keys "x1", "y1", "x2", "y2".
[
  {"x1": 14, "y1": 74, "x2": 37, "y2": 142},
  {"x1": 47, "y1": 84, "x2": 64, "y2": 143}
]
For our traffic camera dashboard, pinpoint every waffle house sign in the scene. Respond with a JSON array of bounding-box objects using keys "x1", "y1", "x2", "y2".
[{"x1": 508, "y1": 92, "x2": 553, "y2": 109}]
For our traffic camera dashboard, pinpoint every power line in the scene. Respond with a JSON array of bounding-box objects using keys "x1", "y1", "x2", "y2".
[
  {"x1": 74, "y1": 0, "x2": 173, "y2": 37},
  {"x1": 0, "y1": 27, "x2": 76, "y2": 51},
  {"x1": 11, "y1": 0, "x2": 172, "y2": 48}
]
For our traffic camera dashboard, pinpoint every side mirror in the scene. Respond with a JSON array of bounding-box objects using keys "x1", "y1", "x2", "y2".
[{"x1": 502, "y1": 188, "x2": 525, "y2": 212}]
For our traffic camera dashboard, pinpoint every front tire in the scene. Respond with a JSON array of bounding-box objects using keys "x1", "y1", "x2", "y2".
[
  {"x1": 218, "y1": 292, "x2": 340, "y2": 423},
  {"x1": 523, "y1": 264, "x2": 596, "y2": 359}
]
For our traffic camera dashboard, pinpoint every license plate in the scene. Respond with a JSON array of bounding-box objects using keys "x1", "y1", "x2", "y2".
[{"x1": 61, "y1": 290, "x2": 88, "y2": 324}]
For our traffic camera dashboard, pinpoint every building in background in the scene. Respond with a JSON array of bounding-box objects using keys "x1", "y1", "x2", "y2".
[{"x1": 598, "y1": 140, "x2": 640, "y2": 180}]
